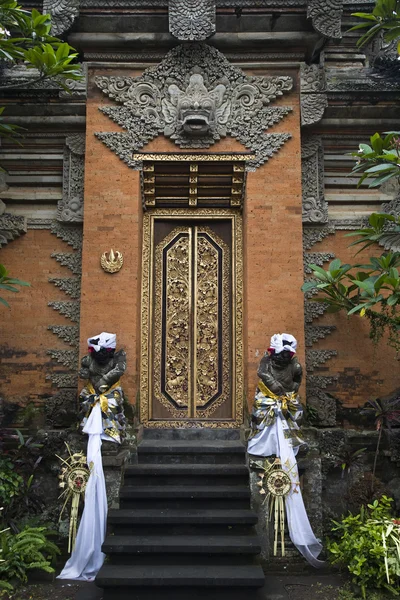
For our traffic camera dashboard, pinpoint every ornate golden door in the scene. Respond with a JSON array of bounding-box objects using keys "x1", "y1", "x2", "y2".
[{"x1": 140, "y1": 210, "x2": 243, "y2": 428}]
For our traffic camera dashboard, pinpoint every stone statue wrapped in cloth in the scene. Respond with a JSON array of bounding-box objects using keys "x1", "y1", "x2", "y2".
[
  {"x1": 248, "y1": 333, "x2": 324, "y2": 568},
  {"x1": 58, "y1": 332, "x2": 126, "y2": 582}
]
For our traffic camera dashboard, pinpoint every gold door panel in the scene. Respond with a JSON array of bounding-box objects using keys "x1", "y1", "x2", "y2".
[{"x1": 141, "y1": 209, "x2": 243, "y2": 428}]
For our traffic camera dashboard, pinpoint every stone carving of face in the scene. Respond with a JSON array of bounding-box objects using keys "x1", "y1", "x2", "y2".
[
  {"x1": 271, "y1": 350, "x2": 293, "y2": 368},
  {"x1": 162, "y1": 73, "x2": 230, "y2": 140}
]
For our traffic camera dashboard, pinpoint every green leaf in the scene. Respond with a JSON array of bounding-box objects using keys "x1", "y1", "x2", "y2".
[
  {"x1": 0, "y1": 296, "x2": 10, "y2": 308},
  {"x1": 329, "y1": 258, "x2": 342, "y2": 272},
  {"x1": 387, "y1": 294, "x2": 399, "y2": 306},
  {"x1": 365, "y1": 163, "x2": 397, "y2": 173},
  {"x1": 301, "y1": 281, "x2": 318, "y2": 293},
  {"x1": 348, "y1": 303, "x2": 367, "y2": 315}
]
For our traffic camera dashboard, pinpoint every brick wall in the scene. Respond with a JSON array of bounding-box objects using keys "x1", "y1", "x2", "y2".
[
  {"x1": 307, "y1": 231, "x2": 400, "y2": 408},
  {"x1": 1, "y1": 229, "x2": 75, "y2": 425},
  {"x1": 244, "y1": 76, "x2": 304, "y2": 409}
]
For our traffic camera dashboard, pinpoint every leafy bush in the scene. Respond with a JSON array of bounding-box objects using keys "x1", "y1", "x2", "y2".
[
  {"x1": 0, "y1": 458, "x2": 23, "y2": 510},
  {"x1": 0, "y1": 526, "x2": 60, "y2": 590},
  {"x1": 327, "y1": 497, "x2": 400, "y2": 598},
  {"x1": 0, "y1": 431, "x2": 44, "y2": 530}
]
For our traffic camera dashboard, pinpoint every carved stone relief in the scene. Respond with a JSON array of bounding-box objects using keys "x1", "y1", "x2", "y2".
[
  {"x1": 303, "y1": 223, "x2": 338, "y2": 425},
  {"x1": 307, "y1": 391, "x2": 337, "y2": 426},
  {"x1": 45, "y1": 388, "x2": 77, "y2": 427},
  {"x1": 300, "y1": 64, "x2": 328, "y2": 127},
  {"x1": 303, "y1": 225, "x2": 335, "y2": 250},
  {"x1": 376, "y1": 193, "x2": 400, "y2": 252},
  {"x1": 0, "y1": 213, "x2": 27, "y2": 248},
  {"x1": 304, "y1": 251, "x2": 335, "y2": 274},
  {"x1": 57, "y1": 135, "x2": 85, "y2": 223},
  {"x1": 305, "y1": 325, "x2": 336, "y2": 348},
  {"x1": 43, "y1": 0, "x2": 80, "y2": 36},
  {"x1": 95, "y1": 44, "x2": 293, "y2": 171},
  {"x1": 304, "y1": 301, "x2": 328, "y2": 323},
  {"x1": 301, "y1": 136, "x2": 328, "y2": 223},
  {"x1": 48, "y1": 224, "x2": 82, "y2": 390},
  {"x1": 307, "y1": 0, "x2": 343, "y2": 40},
  {"x1": 169, "y1": 0, "x2": 216, "y2": 41},
  {"x1": 306, "y1": 350, "x2": 337, "y2": 372}
]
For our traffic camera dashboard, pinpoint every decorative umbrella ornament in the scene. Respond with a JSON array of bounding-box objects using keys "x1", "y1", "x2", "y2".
[
  {"x1": 56, "y1": 444, "x2": 91, "y2": 553},
  {"x1": 256, "y1": 458, "x2": 298, "y2": 557}
]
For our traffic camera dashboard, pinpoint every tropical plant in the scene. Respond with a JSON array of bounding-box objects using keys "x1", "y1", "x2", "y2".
[
  {"x1": 0, "y1": 458, "x2": 23, "y2": 511},
  {"x1": 327, "y1": 496, "x2": 400, "y2": 599},
  {"x1": 334, "y1": 446, "x2": 367, "y2": 479},
  {"x1": 349, "y1": 0, "x2": 400, "y2": 51},
  {"x1": 0, "y1": 0, "x2": 81, "y2": 91},
  {"x1": 302, "y1": 253, "x2": 400, "y2": 349},
  {"x1": 0, "y1": 263, "x2": 30, "y2": 308},
  {"x1": 350, "y1": 132, "x2": 400, "y2": 189},
  {"x1": 0, "y1": 0, "x2": 82, "y2": 168},
  {"x1": 0, "y1": 525, "x2": 60, "y2": 590},
  {"x1": 362, "y1": 395, "x2": 400, "y2": 484},
  {"x1": 348, "y1": 2, "x2": 400, "y2": 187},
  {"x1": 302, "y1": 211, "x2": 400, "y2": 348},
  {"x1": 0, "y1": 430, "x2": 44, "y2": 530}
]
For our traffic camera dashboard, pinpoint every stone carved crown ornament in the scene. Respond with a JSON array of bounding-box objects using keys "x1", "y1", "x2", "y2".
[{"x1": 95, "y1": 44, "x2": 293, "y2": 171}]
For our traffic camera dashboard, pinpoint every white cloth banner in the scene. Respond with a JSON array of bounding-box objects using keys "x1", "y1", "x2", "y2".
[
  {"x1": 248, "y1": 411, "x2": 324, "y2": 568},
  {"x1": 57, "y1": 402, "x2": 115, "y2": 581}
]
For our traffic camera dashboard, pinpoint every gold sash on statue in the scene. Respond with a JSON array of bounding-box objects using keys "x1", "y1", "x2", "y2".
[
  {"x1": 87, "y1": 380, "x2": 121, "y2": 413},
  {"x1": 256, "y1": 380, "x2": 298, "y2": 413}
]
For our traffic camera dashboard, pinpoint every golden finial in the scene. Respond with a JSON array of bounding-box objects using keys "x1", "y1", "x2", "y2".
[{"x1": 100, "y1": 248, "x2": 123, "y2": 273}]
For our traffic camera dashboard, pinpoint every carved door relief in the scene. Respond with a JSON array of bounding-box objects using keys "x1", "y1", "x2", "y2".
[{"x1": 141, "y1": 209, "x2": 243, "y2": 428}]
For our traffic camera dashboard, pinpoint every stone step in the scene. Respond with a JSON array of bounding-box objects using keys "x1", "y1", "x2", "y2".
[
  {"x1": 108, "y1": 508, "x2": 258, "y2": 525},
  {"x1": 137, "y1": 440, "x2": 246, "y2": 464},
  {"x1": 102, "y1": 534, "x2": 261, "y2": 556},
  {"x1": 101, "y1": 587, "x2": 267, "y2": 600},
  {"x1": 123, "y1": 463, "x2": 249, "y2": 485},
  {"x1": 108, "y1": 507, "x2": 258, "y2": 535},
  {"x1": 119, "y1": 485, "x2": 251, "y2": 509},
  {"x1": 143, "y1": 428, "x2": 241, "y2": 441},
  {"x1": 97, "y1": 564, "x2": 265, "y2": 589}
]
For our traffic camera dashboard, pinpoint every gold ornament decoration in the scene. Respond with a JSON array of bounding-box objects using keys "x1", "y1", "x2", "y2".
[
  {"x1": 101, "y1": 248, "x2": 123, "y2": 273},
  {"x1": 255, "y1": 458, "x2": 298, "y2": 557},
  {"x1": 57, "y1": 444, "x2": 91, "y2": 553}
]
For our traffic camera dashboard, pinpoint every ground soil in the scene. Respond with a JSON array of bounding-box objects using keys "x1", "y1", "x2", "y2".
[{"x1": 2, "y1": 577, "x2": 393, "y2": 600}]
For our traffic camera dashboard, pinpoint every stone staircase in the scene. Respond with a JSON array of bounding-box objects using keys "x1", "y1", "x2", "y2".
[{"x1": 96, "y1": 429, "x2": 266, "y2": 600}]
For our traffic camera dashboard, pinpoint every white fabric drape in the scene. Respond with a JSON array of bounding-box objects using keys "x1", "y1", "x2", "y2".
[
  {"x1": 57, "y1": 402, "x2": 115, "y2": 581},
  {"x1": 248, "y1": 409, "x2": 324, "y2": 568}
]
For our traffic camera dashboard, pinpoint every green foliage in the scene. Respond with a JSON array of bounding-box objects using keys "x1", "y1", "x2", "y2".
[
  {"x1": 0, "y1": 0, "x2": 81, "y2": 88},
  {"x1": 337, "y1": 585, "x2": 388, "y2": 600},
  {"x1": 334, "y1": 446, "x2": 367, "y2": 478},
  {"x1": 0, "y1": 0, "x2": 82, "y2": 161},
  {"x1": 350, "y1": 0, "x2": 400, "y2": 51},
  {"x1": 302, "y1": 214, "x2": 400, "y2": 349},
  {"x1": 0, "y1": 458, "x2": 24, "y2": 510},
  {"x1": 0, "y1": 525, "x2": 60, "y2": 589},
  {"x1": 327, "y1": 497, "x2": 400, "y2": 599},
  {"x1": 0, "y1": 263, "x2": 30, "y2": 308},
  {"x1": 350, "y1": 132, "x2": 400, "y2": 189},
  {"x1": 348, "y1": 4, "x2": 400, "y2": 190},
  {"x1": 0, "y1": 430, "x2": 44, "y2": 530}
]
